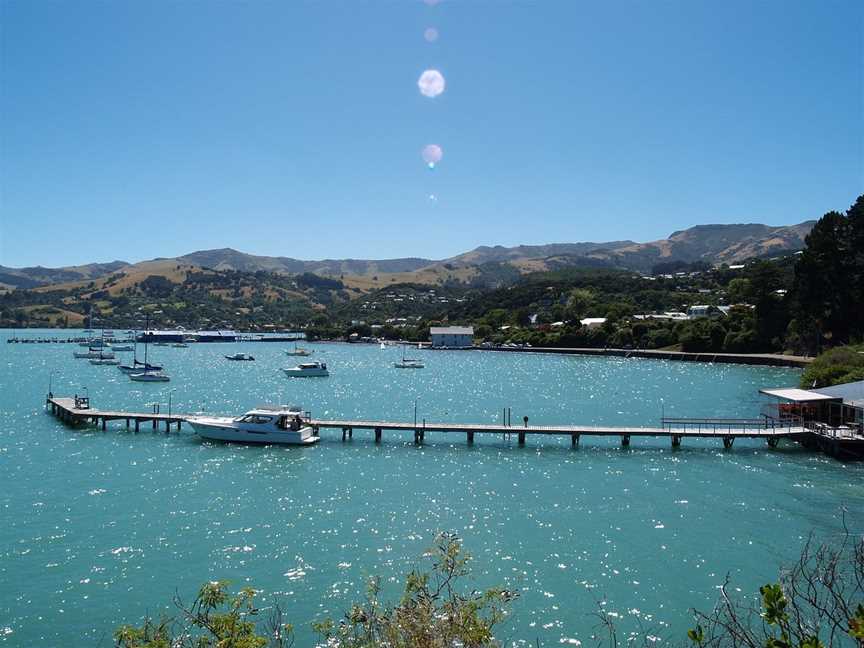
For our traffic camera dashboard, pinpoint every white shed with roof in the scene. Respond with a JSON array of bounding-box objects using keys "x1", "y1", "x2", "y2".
[{"x1": 430, "y1": 326, "x2": 474, "y2": 348}]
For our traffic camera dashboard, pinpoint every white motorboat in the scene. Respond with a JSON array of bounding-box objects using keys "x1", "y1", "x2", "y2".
[
  {"x1": 225, "y1": 353, "x2": 255, "y2": 361},
  {"x1": 285, "y1": 343, "x2": 313, "y2": 357},
  {"x1": 188, "y1": 405, "x2": 319, "y2": 445},
  {"x1": 129, "y1": 371, "x2": 170, "y2": 382},
  {"x1": 172, "y1": 342, "x2": 189, "y2": 348},
  {"x1": 111, "y1": 345, "x2": 134, "y2": 352},
  {"x1": 282, "y1": 361, "x2": 329, "y2": 377},
  {"x1": 380, "y1": 341, "x2": 386, "y2": 349}
]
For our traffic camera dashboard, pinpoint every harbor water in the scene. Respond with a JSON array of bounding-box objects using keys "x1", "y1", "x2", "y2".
[{"x1": 1, "y1": 330, "x2": 862, "y2": 645}]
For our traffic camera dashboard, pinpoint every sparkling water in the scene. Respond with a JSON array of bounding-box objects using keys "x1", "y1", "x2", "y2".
[{"x1": 1, "y1": 330, "x2": 861, "y2": 645}]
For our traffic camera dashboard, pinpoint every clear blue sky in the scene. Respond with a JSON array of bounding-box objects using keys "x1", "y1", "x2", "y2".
[{"x1": 1, "y1": 0, "x2": 861, "y2": 267}]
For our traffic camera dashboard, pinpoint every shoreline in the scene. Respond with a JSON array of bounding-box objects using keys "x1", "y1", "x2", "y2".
[{"x1": 476, "y1": 345, "x2": 811, "y2": 368}]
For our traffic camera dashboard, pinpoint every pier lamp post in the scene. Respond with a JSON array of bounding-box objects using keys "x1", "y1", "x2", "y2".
[
  {"x1": 660, "y1": 397, "x2": 665, "y2": 426},
  {"x1": 414, "y1": 396, "x2": 421, "y2": 429},
  {"x1": 168, "y1": 389, "x2": 176, "y2": 419},
  {"x1": 48, "y1": 371, "x2": 58, "y2": 398}
]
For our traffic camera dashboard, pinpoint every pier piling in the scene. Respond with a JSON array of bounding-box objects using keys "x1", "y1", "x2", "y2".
[{"x1": 621, "y1": 435, "x2": 631, "y2": 447}]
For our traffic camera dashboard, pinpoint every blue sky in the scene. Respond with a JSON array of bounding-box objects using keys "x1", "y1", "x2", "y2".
[{"x1": 1, "y1": 0, "x2": 861, "y2": 267}]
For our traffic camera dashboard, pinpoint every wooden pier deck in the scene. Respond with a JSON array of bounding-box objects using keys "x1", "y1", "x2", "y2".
[
  {"x1": 308, "y1": 418, "x2": 807, "y2": 448},
  {"x1": 46, "y1": 395, "x2": 811, "y2": 450},
  {"x1": 47, "y1": 397, "x2": 187, "y2": 432}
]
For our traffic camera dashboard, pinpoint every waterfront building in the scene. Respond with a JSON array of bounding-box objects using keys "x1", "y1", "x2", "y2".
[{"x1": 430, "y1": 326, "x2": 474, "y2": 348}]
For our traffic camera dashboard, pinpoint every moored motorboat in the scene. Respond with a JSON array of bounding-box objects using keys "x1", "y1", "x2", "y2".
[
  {"x1": 111, "y1": 345, "x2": 134, "y2": 351},
  {"x1": 282, "y1": 361, "x2": 328, "y2": 377},
  {"x1": 188, "y1": 405, "x2": 319, "y2": 445},
  {"x1": 225, "y1": 353, "x2": 255, "y2": 361},
  {"x1": 172, "y1": 342, "x2": 189, "y2": 348}
]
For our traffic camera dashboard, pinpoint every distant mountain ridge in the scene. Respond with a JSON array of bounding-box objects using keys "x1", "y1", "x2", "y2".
[
  {"x1": 0, "y1": 220, "x2": 815, "y2": 289},
  {"x1": 176, "y1": 249, "x2": 432, "y2": 276}
]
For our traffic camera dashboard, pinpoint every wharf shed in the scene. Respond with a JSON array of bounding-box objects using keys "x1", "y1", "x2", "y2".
[{"x1": 430, "y1": 326, "x2": 474, "y2": 348}]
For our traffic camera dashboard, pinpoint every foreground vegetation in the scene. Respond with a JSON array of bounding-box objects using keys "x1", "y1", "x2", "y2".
[{"x1": 112, "y1": 532, "x2": 864, "y2": 648}]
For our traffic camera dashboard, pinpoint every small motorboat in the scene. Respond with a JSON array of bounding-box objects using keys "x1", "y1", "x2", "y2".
[
  {"x1": 225, "y1": 353, "x2": 255, "y2": 361},
  {"x1": 188, "y1": 405, "x2": 319, "y2": 445},
  {"x1": 282, "y1": 361, "x2": 328, "y2": 377},
  {"x1": 129, "y1": 371, "x2": 170, "y2": 382},
  {"x1": 111, "y1": 345, "x2": 134, "y2": 351},
  {"x1": 172, "y1": 342, "x2": 189, "y2": 348}
]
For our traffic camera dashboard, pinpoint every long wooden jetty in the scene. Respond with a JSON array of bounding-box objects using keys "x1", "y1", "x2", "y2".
[
  {"x1": 46, "y1": 395, "x2": 807, "y2": 449},
  {"x1": 307, "y1": 417, "x2": 806, "y2": 448}
]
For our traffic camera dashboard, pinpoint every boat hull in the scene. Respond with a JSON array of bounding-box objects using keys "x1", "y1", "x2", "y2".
[
  {"x1": 129, "y1": 373, "x2": 170, "y2": 382},
  {"x1": 189, "y1": 419, "x2": 320, "y2": 445},
  {"x1": 282, "y1": 369, "x2": 328, "y2": 377}
]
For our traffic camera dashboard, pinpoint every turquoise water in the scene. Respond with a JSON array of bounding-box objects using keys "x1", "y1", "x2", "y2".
[{"x1": 1, "y1": 330, "x2": 862, "y2": 646}]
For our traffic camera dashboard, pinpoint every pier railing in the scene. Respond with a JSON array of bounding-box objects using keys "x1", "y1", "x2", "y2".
[{"x1": 661, "y1": 416, "x2": 804, "y2": 433}]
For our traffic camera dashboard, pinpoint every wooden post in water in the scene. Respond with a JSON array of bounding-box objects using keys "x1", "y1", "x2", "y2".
[
  {"x1": 571, "y1": 433, "x2": 579, "y2": 447},
  {"x1": 518, "y1": 432, "x2": 526, "y2": 446},
  {"x1": 671, "y1": 435, "x2": 681, "y2": 448},
  {"x1": 102, "y1": 419, "x2": 106, "y2": 431},
  {"x1": 348, "y1": 428, "x2": 353, "y2": 439},
  {"x1": 723, "y1": 436, "x2": 734, "y2": 449},
  {"x1": 766, "y1": 437, "x2": 779, "y2": 449},
  {"x1": 374, "y1": 427, "x2": 382, "y2": 443},
  {"x1": 135, "y1": 420, "x2": 140, "y2": 433},
  {"x1": 621, "y1": 435, "x2": 631, "y2": 447},
  {"x1": 467, "y1": 430, "x2": 475, "y2": 444},
  {"x1": 341, "y1": 428, "x2": 347, "y2": 441}
]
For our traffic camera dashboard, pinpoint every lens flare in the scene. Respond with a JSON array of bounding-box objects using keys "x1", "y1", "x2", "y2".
[
  {"x1": 422, "y1": 144, "x2": 443, "y2": 169},
  {"x1": 417, "y1": 69, "x2": 445, "y2": 98},
  {"x1": 424, "y1": 27, "x2": 439, "y2": 42}
]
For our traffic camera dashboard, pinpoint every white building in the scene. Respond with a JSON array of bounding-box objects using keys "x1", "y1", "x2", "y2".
[
  {"x1": 430, "y1": 326, "x2": 474, "y2": 348},
  {"x1": 580, "y1": 317, "x2": 607, "y2": 329}
]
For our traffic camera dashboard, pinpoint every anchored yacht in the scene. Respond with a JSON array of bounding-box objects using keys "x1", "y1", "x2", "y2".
[
  {"x1": 188, "y1": 406, "x2": 319, "y2": 445},
  {"x1": 282, "y1": 361, "x2": 329, "y2": 377}
]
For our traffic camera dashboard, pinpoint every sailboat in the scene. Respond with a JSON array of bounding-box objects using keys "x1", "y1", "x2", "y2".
[
  {"x1": 127, "y1": 322, "x2": 170, "y2": 382},
  {"x1": 74, "y1": 327, "x2": 115, "y2": 359},
  {"x1": 90, "y1": 330, "x2": 120, "y2": 365},
  {"x1": 285, "y1": 341, "x2": 313, "y2": 357},
  {"x1": 118, "y1": 330, "x2": 163, "y2": 373},
  {"x1": 394, "y1": 344, "x2": 424, "y2": 369}
]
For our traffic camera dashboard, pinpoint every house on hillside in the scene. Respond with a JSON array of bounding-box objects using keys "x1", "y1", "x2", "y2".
[{"x1": 430, "y1": 326, "x2": 474, "y2": 348}]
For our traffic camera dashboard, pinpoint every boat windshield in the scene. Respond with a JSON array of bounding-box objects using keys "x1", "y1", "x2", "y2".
[{"x1": 236, "y1": 414, "x2": 273, "y2": 424}]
